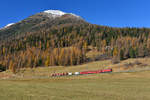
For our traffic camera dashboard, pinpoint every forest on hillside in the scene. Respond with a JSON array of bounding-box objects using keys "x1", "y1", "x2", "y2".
[{"x1": 0, "y1": 23, "x2": 150, "y2": 73}]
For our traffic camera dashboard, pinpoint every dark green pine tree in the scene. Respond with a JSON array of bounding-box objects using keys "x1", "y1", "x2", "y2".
[
  {"x1": 129, "y1": 47, "x2": 136, "y2": 58},
  {"x1": 120, "y1": 49, "x2": 124, "y2": 60}
]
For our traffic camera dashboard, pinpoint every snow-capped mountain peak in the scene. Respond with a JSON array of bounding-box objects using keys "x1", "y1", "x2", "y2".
[
  {"x1": 43, "y1": 10, "x2": 80, "y2": 18},
  {"x1": 44, "y1": 10, "x2": 66, "y2": 16}
]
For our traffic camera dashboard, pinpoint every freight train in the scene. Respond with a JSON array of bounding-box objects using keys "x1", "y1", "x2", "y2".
[{"x1": 51, "y1": 69, "x2": 112, "y2": 77}]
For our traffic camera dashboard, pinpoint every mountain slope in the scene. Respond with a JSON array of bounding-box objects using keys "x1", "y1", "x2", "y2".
[
  {"x1": 0, "y1": 10, "x2": 85, "y2": 42},
  {"x1": 0, "y1": 10, "x2": 150, "y2": 73}
]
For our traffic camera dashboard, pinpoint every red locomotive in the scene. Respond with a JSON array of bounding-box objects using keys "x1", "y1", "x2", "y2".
[{"x1": 80, "y1": 69, "x2": 112, "y2": 75}]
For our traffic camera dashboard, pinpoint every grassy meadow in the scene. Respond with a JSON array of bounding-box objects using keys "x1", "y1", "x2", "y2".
[
  {"x1": 0, "y1": 57, "x2": 150, "y2": 100},
  {"x1": 0, "y1": 71, "x2": 150, "y2": 100}
]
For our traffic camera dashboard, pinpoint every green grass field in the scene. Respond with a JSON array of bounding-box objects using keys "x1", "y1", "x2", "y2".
[{"x1": 0, "y1": 71, "x2": 150, "y2": 100}]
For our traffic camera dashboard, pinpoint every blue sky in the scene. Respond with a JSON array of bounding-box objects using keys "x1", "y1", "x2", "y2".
[{"x1": 0, "y1": 0, "x2": 150, "y2": 28}]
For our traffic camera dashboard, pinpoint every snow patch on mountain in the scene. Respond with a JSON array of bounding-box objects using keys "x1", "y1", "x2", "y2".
[
  {"x1": 0, "y1": 23, "x2": 15, "y2": 30},
  {"x1": 4, "y1": 23, "x2": 15, "y2": 28}
]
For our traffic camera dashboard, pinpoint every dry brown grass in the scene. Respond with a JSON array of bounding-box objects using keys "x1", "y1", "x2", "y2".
[{"x1": 110, "y1": 57, "x2": 150, "y2": 72}]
